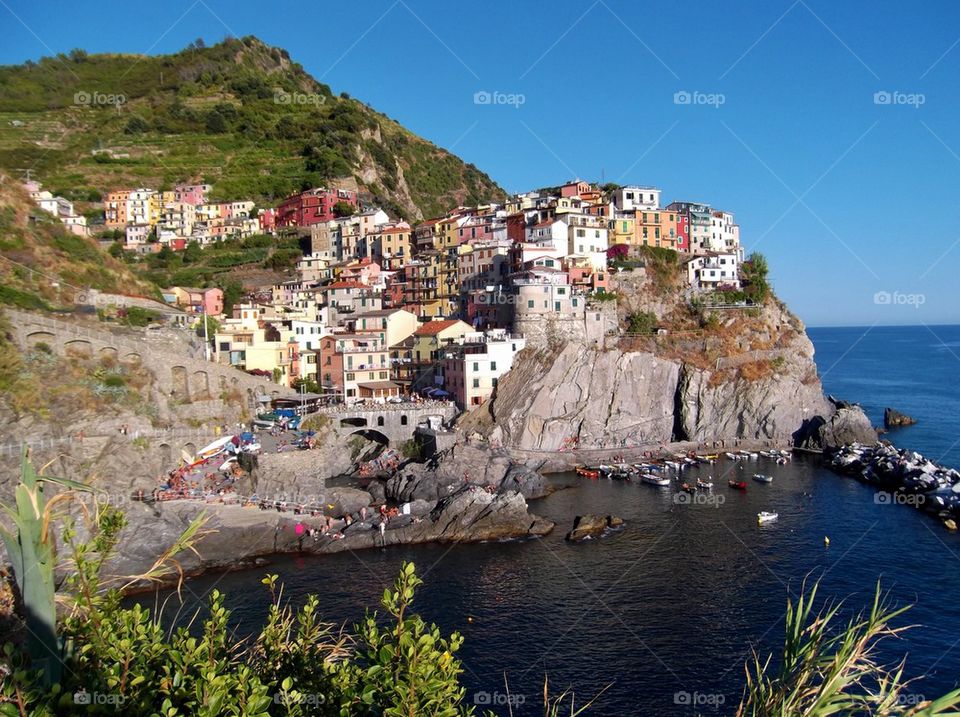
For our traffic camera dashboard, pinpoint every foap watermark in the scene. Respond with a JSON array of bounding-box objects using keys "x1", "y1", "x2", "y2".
[
  {"x1": 73, "y1": 688, "x2": 125, "y2": 706},
  {"x1": 875, "y1": 491, "x2": 926, "y2": 508},
  {"x1": 674, "y1": 90, "x2": 725, "y2": 108},
  {"x1": 673, "y1": 491, "x2": 725, "y2": 508},
  {"x1": 274, "y1": 90, "x2": 326, "y2": 107},
  {"x1": 476, "y1": 293, "x2": 517, "y2": 305},
  {"x1": 474, "y1": 690, "x2": 525, "y2": 707},
  {"x1": 873, "y1": 291, "x2": 925, "y2": 308},
  {"x1": 473, "y1": 90, "x2": 525, "y2": 109},
  {"x1": 74, "y1": 90, "x2": 126, "y2": 107},
  {"x1": 273, "y1": 691, "x2": 327, "y2": 707},
  {"x1": 874, "y1": 90, "x2": 925, "y2": 108},
  {"x1": 896, "y1": 692, "x2": 927, "y2": 707},
  {"x1": 674, "y1": 690, "x2": 726, "y2": 708}
]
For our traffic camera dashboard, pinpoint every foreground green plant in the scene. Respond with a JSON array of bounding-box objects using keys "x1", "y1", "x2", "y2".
[
  {"x1": 0, "y1": 449, "x2": 89, "y2": 684},
  {"x1": 737, "y1": 580, "x2": 960, "y2": 716}
]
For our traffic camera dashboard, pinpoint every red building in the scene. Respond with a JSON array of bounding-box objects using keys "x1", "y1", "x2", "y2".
[
  {"x1": 675, "y1": 215, "x2": 689, "y2": 252},
  {"x1": 259, "y1": 208, "x2": 276, "y2": 233},
  {"x1": 276, "y1": 188, "x2": 359, "y2": 228},
  {"x1": 506, "y1": 212, "x2": 527, "y2": 243}
]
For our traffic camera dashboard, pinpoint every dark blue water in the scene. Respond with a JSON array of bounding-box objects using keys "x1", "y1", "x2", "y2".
[
  {"x1": 143, "y1": 325, "x2": 960, "y2": 716},
  {"x1": 808, "y1": 324, "x2": 960, "y2": 468}
]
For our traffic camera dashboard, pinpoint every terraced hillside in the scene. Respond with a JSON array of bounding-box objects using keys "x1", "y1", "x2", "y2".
[{"x1": 0, "y1": 36, "x2": 505, "y2": 221}]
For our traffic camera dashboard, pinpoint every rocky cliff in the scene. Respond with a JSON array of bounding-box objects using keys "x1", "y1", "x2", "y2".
[{"x1": 463, "y1": 270, "x2": 875, "y2": 453}]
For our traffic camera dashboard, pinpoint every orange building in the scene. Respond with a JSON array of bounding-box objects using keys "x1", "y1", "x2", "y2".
[{"x1": 104, "y1": 189, "x2": 131, "y2": 229}]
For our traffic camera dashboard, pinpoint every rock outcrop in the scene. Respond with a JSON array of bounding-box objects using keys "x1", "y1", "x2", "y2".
[
  {"x1": 884, "y1": 407, "x2": 917, "y2": 428},
  {"x1": 794, "y1": 399, "x2": 878, "y2": 451},
  {"x1": 464, "y1": 297, "x2": 870, "y2": 453},
  {"x1": 108, "y1": 485, "x2": 553, "y2": 580},
  {"x1": 383, "y1": 443, "x2": 552, "y2": 502},
  {"x1": 565, "y1": 514, "x2": 624, "y2": 541}
]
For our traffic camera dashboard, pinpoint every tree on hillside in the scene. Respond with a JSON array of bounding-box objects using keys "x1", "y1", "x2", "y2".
[
  {"x1": 332, "y1": 201, "x2": 355, "y2": 218},
  {"x1": 182, "y1": 241, "x2": 202, "y2": 264}
]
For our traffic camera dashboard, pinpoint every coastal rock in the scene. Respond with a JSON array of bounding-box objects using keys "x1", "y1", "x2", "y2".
[
  {"x1": 384, "y1": 442, "x2": 549, "y2": 501},
  {"x1": 884, "y1": 407, "x2": 917, "y2": 428},
  {"x1": 500, "y1": 463, "x2": 553, "y2": 499},
  {"x1": 795, "y1": 404, "x2": 878, "y2": 451},
  {"x1": 565, "y1": 514, "x2": 623, "y2": 541},
  {"x1": 105, "y1": 487, "x2": 554, "y2": 580}
]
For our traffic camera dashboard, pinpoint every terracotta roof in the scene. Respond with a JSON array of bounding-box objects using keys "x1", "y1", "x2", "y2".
[
  {"x1": 414, "y1": 320, "x2": 464, "y2": 336},
  {"x1": 322, "y1": 281, "x2": 367, "y2": 290}
]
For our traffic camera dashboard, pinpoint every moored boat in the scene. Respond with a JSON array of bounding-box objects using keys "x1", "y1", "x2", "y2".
[
  {"x1": 576, "y1": 467, "x2": 599, "y2": 479},
  {"x1": 728, "y1": 480, "x2": 747, "y2": 490},
  {"x1": 752, "y1": 473, "x2": 773, "y2": 484},
  {"x1": 757, "y1": 511, "x2": 779, "y2": 524},
  {"x1": 641, "y1": 473, "x2": 671, "y2": 487}
]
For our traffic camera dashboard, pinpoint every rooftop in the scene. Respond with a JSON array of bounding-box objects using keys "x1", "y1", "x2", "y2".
[{"x1": 414, "y1": 320, "x2": 464, "y2": 336}]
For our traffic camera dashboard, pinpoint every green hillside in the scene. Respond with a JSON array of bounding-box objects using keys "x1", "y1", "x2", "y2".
[
  {"x1": 0, "y1": 36, "x2": 506, "y2": 220},
  {"x1": 0, "y1": 181, "x2": 160, "y2": 310}
]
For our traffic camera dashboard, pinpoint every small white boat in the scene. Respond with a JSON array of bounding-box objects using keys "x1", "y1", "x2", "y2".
[
  {"x1": 753, "y1": 473, "x2": 773, "y2": 484},
  {"x1": 757, "y1": 511, "x2": 779, "y2": 524},
  {"x1": 696, "y1": 479, "x2": 714, "y2": 490},
  {"x1": 641, "y1": 473, "x2": 671, "y2": 487},
  {"x1": 197, "y1": 435, "x2": 234, "y2": 459},
  {"x1": 664, "y1": 460, "x2": 681, "y2": 471},
  {"x1": 725, "y1": 452, "x2": 741, "y2": 460}
]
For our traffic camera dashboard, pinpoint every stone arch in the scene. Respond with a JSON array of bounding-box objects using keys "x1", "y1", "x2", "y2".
[
  {"x1": 64, "y1": 339, "x2": 92, "y2": 358},
  {"x1": 122, "y1": 352, "x2": 142, "y2": 367},
  {"x1": 99, "y1": 346, "x2": 118, "y2": 361},
  {"x1": 349, "y1": 428, "x2": 389, "y2": 446},
  {"x1": 183, "y1": 442, "x2": 196, "y2": 458},
  {"x1": 158, "y1": 442, "x2": 172, "y2": 466},
  {"x1": 25, "y1": 330, "x2": 56, "y2": 351},
  {"x1": 171, "y1": 366, "x2": 190, "y2": 401},
  {"x1": 341, "y1": 417, "x2": 368, "y2": 428},
  {"x1": 191, "y1": 370, "x2": 210, "y2": 400}
]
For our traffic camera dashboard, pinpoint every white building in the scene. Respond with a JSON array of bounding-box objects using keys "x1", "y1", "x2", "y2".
[
  {"x1": 291, "y1": 319, "x2": 330, "y2": 352},
  {"x1": 612, "y1": 186, "x2": 661, "y2": 213},
  {"x1": 439, "y1": 329, "x2": 527, "y2": 408},
  {"x1": 685, "y1": 252, "x2": 741, "y2": 290},
  {"x1": 127, "y1": 188, "x2": 157, "y2": 226},
  {"x1": 710, "y1": 210, "x2": 742, "y2": 259},
  {"x1": 565, "y1": 214, "x2": 609, "y2": 271}
]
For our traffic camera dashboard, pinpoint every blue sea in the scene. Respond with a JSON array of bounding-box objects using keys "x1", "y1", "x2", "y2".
[
  {"x1": 144, "y1": 325, "x2": 960, "y2": 716},
  {"x1": 808, "y1": 324, "x2": 960, "y2": 468}
]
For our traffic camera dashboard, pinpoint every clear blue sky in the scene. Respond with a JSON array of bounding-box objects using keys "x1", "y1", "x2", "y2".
[{"x1": 2, "y1": 0, "x2": 959, "y2": 327}]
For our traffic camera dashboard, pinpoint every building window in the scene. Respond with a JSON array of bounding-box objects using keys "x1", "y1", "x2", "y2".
[
  {"x1": 491, "y1": 361, "x2": 497, "y2": 371},
  {"x1": 400, "y1": 415, "x2": 408, "y2": 425},
  {"x1": 472, "y1": 378, "x2": 480, "y2": 388}
]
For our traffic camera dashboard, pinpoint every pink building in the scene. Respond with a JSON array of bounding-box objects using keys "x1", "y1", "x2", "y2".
[
  {"x1": 174, "y1": 184, "x2": 210, "y2": 206},
  {"x1": 560, "y1": 180, "x2": 591, "y2": 198},
  {"x1": 174, "y1": 287, "x2": 224, "y2": 316}
]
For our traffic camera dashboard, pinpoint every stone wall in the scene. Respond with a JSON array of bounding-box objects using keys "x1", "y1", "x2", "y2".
[
  {"x1": 5, "y1": 309, "x2": 293, "y2": 411},
  {"x1": 514, "y1": 304, "x2": 617, "y2": 349}
]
